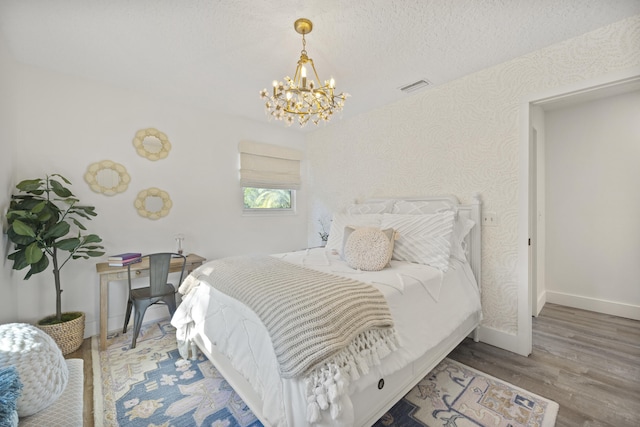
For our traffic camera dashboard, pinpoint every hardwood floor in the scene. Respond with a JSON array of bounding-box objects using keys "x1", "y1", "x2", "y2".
[
  {"x1": 449, "y1": 303, "x2": 640, "y2": 427},
  {"x1": 75, "y1": 304, "x2": 639, "y2": 426}
]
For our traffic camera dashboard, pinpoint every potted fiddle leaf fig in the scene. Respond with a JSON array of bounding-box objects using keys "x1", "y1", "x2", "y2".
[{"x1": 6, "y1": 174, "x2": 105, "y2": 354}]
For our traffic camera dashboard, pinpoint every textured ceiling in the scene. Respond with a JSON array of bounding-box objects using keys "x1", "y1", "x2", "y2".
[{"x1": 1, "y1": 0, "x2": 639, "y2": 129}]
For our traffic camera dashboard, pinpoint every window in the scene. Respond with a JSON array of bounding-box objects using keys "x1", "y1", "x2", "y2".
[
  {"x1": 238, "y1": 141, "x2": 301, "y2": 213},
  {"x1": 243, "y1": 188, "x2": 293, "y2": 210}
]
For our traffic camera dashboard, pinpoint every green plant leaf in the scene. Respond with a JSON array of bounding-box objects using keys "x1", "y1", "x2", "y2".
[
  {"x1": 75, "y1": 205, "x2": 98, "y2": 217},
  {"x1": 7, "y1": 227, "x2": 35, "y2": 246},
  {"x1": 86, "y1": 250, "x2": 106, "y2": 257},
  {"x1": 25, "y1": 256, "x2": 49, "y2": 279},
  {"x1": 71, "y1": 217, "x2": 87, "y2": 230},
  {"x1": 16, "y1": 179, "x2": 43, "y2": 192},
  {"x1": 51, "y1": 174, "x2": 71, "y2": 185},
  {"x1": 50, "y1": 179, "x2": 73, "y2": 198},
  {"x1": 11, "y1": 219, "x2": 36, "y2": 237},
  {"x1": 36, "y1": 209, "x2": 53, "y2": 223},
  {"x1": 6, "y1": 210, "x2": 29, "y2": 220},
  {"x1": 55, "y1": 237, "x2": 80, "y2": 251},
  {"x1": 25, "y1": 242, "x2": 44, "y2": 264},
  {"x1": 43, "y1": 221, "x2": 70, "y2": 239},
  {"x1": 82, "y1": 246, "x2": 104, "y2": 256},
  {"x1": 8, "y1": 250, "x2": 28, "y2": 270},
  {"x1": 83, "y1": 234, "x2": 102, "y2": 243},
  {"x1": 70, "y1": 209, "x2": 91, "y2": 220},
  {"x1": 31, "y1": 201, "x2": 47, "y2": 214},
  {"x1": 60, "y1": 197, "x2": 79, "y2": 206},
  {"x1": 38, "y1": 202, "x2": 62, "y2": 225}
]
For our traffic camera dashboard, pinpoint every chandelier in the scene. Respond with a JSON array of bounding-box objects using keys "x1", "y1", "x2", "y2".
[{"x1": 260, "y1": 18, "x2": 349, "y2": 127}]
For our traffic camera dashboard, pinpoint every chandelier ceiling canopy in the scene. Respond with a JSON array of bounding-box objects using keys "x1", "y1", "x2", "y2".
[{"x1": 260, "y1": 18, "x2": 349, "y2": 127}]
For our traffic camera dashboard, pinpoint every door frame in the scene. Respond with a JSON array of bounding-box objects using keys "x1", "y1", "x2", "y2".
[{"x1": 517, "y1": 66, "x2": 640, "y2": 356}]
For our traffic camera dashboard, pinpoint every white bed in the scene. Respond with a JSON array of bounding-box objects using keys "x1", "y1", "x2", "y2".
[{"x1": 172, "y1": 195, "x2": 482, "y2": 427}]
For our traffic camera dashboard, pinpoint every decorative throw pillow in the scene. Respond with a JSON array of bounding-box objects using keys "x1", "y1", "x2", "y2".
[
  {"x1": 325, "y1": 213, "x2": 383, "y2": 252},
  {"x1": 381, "y1": 211, "x2": 456, "y2": 271},
  {"x1": 0, "y1": 366, "x2": 22, "y2": 427},
  {"x1": 0, "y1": 323, "x2": 69, "y2": 417},
  {"x1": 343, "y1": 227, "x2": 396, "y2": 271}
]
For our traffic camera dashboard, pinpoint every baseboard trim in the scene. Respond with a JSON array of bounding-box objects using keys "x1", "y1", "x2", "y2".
[
  {"x1": 535, "y1": 291, "x2": 546, "y2": 317},
  {"x1": 477, "y1": 325, "x2": 530, "y2": 356},
  {"x1": 546, "y1": 291, "x2": 640, "y2": 321}
]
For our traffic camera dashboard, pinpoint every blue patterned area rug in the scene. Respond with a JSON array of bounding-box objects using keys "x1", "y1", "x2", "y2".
[{"x1": 93, "y1": 320, "x2": 558, "y2": 427}]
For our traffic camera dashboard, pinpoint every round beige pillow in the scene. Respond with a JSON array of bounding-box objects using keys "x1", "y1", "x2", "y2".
[
  {"x1": 0, "y1": 323, "x2": 69, "y2": 417},
  {"x1": 343, "y1": 227, "x2": 395, "y2": 271}
]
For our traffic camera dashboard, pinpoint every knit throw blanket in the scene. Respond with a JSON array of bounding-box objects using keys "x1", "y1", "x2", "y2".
[{"x1": 193, "y1": 254, "x2": 399, "y2": 422}]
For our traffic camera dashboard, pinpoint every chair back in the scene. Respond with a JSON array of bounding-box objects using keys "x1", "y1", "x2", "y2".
[{"x1": 128, "y1": 252, "x2": 187, "y2": 296}]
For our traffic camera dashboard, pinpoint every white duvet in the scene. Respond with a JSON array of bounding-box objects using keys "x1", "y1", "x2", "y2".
[{"x1": 172, "y1": 248, "x2": 481, "y2": 426}]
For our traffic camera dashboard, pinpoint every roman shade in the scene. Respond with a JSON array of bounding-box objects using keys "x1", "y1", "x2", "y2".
[{"x1": 238, "y1": 141, "x2": 302, "y2": 190}]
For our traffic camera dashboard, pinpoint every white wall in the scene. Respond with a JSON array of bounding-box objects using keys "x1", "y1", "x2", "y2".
[
  {"x1": 306, "y1": 15, "x2": 640, "y2": 354},
  {"x1": 0, "y1": 30, "x2": 18, "y2": 324},
  {"x1": 544, "y1": 89, "x2": 640, "y2": 319},
  {"x1": 6, "y1": 61, "x2": 308, "y2": 336}
]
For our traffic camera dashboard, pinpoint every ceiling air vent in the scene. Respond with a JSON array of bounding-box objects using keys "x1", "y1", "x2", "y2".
[{"x1": 399, "y1": 79, "x2": 432, "y2": 93}]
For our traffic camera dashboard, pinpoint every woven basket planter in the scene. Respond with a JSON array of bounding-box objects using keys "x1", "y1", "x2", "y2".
[{"x1": 37, "y1": 312, "x2": 85, "y2": 355}]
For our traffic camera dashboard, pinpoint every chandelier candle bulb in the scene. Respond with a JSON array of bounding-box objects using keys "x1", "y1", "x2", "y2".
[{"x1": 301, "y1": 66, "x2": 307, "y2": 88}]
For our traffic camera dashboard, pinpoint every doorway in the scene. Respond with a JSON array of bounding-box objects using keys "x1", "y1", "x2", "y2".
[{"x1": 519, "y1": 68, "x2": 640, "y2": 354}]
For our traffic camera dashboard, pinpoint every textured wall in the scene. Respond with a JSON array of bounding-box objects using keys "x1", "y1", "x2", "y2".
[{"x1": 306, "y1": 15, "x2": 640, "y2": 335}]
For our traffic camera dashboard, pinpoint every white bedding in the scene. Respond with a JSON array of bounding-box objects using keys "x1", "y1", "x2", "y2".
[{"x1": 172, "y1": 247, "x2": 481, "y2": 426}]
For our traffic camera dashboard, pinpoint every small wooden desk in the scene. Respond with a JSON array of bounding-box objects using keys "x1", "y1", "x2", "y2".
[{"x1": 95, "y1": 253, "x2": 206, "y2": 350}]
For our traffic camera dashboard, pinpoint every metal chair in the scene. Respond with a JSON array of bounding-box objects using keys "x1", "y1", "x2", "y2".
[{"x1": 123, "y1": 252, "x2": 187, "y2": 348}]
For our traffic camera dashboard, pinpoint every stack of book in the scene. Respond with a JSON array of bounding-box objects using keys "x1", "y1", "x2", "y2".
[{"x1": 108, "y1": 252, "x2": 142, "y2": 267}]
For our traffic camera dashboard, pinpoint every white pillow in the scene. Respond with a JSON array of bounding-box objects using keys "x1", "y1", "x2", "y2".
[
  {"x1": 325, "y1": 213, "x2": 383, "y2": 252},
  {"x1": 381, "y1": 211, "x2": 456, "y2": 271},
  {"x1": 450, "y1": 216, "x2": 475, "y2": 262},
  {"x1": 392, "y1": 199, "x2": 455, "y2": 215},
  {"x1": 344, "y1": 201, "x2": 394, "y2": 214},
  {"x1": 343, "y1": 227, "x2": 395, "y2": 271}
]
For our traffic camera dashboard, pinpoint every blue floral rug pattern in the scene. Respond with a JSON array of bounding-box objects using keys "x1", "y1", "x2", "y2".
[{"x1": 95, "y1": 320, "x2": 261, "y2": 427}]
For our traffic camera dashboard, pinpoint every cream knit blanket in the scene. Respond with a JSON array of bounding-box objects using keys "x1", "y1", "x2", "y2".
[{"x1": 192, "y1": 254, "x2": 398, "y2": 422}]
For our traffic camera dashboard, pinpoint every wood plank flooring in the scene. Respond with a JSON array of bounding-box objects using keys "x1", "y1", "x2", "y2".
[
  {"x1": 73, "y1": 303, "x2": 639, "y2": 426},
  {"x1": 449, "y1": 303, "x2": 640, "y2": 427}
]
